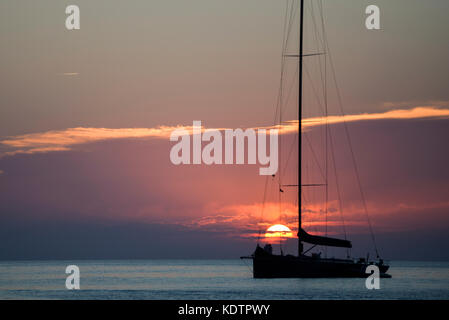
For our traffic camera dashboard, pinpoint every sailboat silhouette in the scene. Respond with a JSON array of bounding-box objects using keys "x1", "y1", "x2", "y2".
[{"x1": 242, "y1": 0, "x2": 390, "y2": 278}]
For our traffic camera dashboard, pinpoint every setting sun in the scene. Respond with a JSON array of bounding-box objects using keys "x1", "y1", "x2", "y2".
[{"x1": 265, "y1": 224, "x2": 294, "y2": 238}]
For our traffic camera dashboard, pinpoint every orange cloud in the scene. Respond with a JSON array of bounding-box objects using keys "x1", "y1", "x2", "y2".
[
  {"x1": 2, "y1": 107, "x2": 448, "y2": 157},
  {"x1": 177, "y1": 200, "x2": 366, "y2": 240},
  {"x1": 0, "y1": 126, "x2": 193, "y2": 157},
  {"x1": 274, "y1": 106, "x2": 449, "y2": 135}
]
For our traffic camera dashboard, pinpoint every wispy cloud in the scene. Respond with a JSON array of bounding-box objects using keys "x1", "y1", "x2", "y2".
[
  {"x1": 382, "y1": 100, "x2": 449, "y2": 109},
  {"x1": 0, "y1": 126, "x2": 193, "y2": 156},
  {"x1": 1, "y1": 107, "x2": 448, "y2": 157},
  {"x1": 58, "y1": 72, "x2": 79, "y2": 76},
  {"x1": 172, "y1": 198, "x2": 449, "y2": 240},
  {"x1": 305, "y1": 106, "x2": 449, "y2": 126},
  {"x1": 176, "y1": 201, "x2": 366, "y2": 239},
  {"x1": 275, "y1": 106, "x2": 449, "y2": 135}
]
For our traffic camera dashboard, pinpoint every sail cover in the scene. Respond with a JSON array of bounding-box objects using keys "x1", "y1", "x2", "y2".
[{"x1": 298, "y1": 229, "x2": 352, "y2": 248}]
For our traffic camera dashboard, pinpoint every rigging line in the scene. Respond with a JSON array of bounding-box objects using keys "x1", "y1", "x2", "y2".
[
  {"x1": 307, "y1": 0, "x2": 325, "y2": 49},
  {"x1": 280, "y1": 63, "x2": 299, "y2": 117},
  {"x1": 283, "y1": 0, "x2": 292, "y2": 47},
  {"x1": 281, "y1": 128, "x2": 297, "y2": 178},
  {"x1": 274, "y1": 0, "x2": 295, "y2": 127},
  {"x1": 275, "y1": 6, "x2": 288, "y2": 224},
  {"x1": 280, "y1": 3, "x2": 296, "y2": 120},
  {"x1": 276, "y1": 0, "x2": 295, "y2": 125},
  {"x1": 273, "y1": 0, "x2": 290, "y2": 126},
  {"x1": 306, "y1": 0, "x2": 328, "y2": 239},
  {"x1": 278, "y1": 2, "x2": 296, "y2": 133},
  {"x1": 328, "y1": 124, "x2": 350, "y2": 257},
  {"x1": 303, "y1": 65, "x2": 327, "y2": 181},
  {"x1": 300, "y1": 187, "x2": 307, "y2": 226},
  {"x1": 302, "y1": 59, "x2": 328, "y2": 250},
  {"x1": 319, "y1": 0, "x2": 329, "y2": 257},
  {"x1": 303, "y1": 63, "x2": 327, "y2": 196},
  {"x1": 308, "y1": 0, "x2": 326, "y2": 106},
  {"x1": 297, "y1": 0, "x2": 304, "y2": 256},
  {"x1": 275, "y1": 1, "x2": 295, "y2": 252},
  {"x1": 317, "y1": 0, "x2": 328, "y2": 89},
  {"x1": 258, "y1": 0, "x2": 291, "y2": 243},
  {"x1": 278, "y1": 1, "x2": 297, "y2": 239},
  {"x1": 317, "y1": 0, "x2": 349, "y2": 258},
  {"x1": 304, "y1": 131, "x2": 325, "y2": 181},
  {"x1": 257, "y1": 175, "x2": 271, "y2": 243},
  {"x1": 301, "y1": 189, "x2": 324, "y2": 255},
  {"x1": 328, "y1": 130, "x2": 347, "y2": 240},
  {"x1": 309, "y1": 0, "x2": 327, "y2": 199},
  {"x1": 321, "y1": 3, "x2": 380, "y2": 258},
  {"x1": 302, "y1": 65, "x2": 327, "y2": 185},
  {"x1": 284, "y1": 0, "x2": 298, "y2": 54},
  {"x1": 304, "y1": 64, "x2": 325, "y2": 115},
  {"x1": 300, "y1": 1, "x2": 324, "y2": 129}
]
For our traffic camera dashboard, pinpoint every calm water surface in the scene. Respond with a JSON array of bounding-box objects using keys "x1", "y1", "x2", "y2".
[{"x1": 0, "y1": 260, "x2": 448, "y2": 299}]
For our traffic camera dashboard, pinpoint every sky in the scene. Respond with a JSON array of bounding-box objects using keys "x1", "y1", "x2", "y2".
[{"x1": 1, "y1": 0, "x2": 449, "y2": 260}]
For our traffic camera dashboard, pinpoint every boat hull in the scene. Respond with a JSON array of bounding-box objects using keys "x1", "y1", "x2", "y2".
[{"x1": 252, "y1": 253, "x2": 389, "y2": 278}]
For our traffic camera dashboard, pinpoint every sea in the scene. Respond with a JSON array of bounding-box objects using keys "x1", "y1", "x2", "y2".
[{"x1": 0, "y1": 260, "x2": 448, "y2": 300}]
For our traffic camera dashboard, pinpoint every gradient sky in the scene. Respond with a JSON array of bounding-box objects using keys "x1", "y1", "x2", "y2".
[{"x1": 1, "y1": 0, "x2": 449, "y2": 260}]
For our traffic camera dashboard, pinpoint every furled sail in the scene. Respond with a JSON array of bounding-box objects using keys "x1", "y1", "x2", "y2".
[{"x1": 298, "y1": 229, "x2": 352, "y2": 248}]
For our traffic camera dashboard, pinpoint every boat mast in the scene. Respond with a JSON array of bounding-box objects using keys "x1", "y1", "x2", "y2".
[{"x1": 298, "y1": 0, "x2": 304, "y2": 256}]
